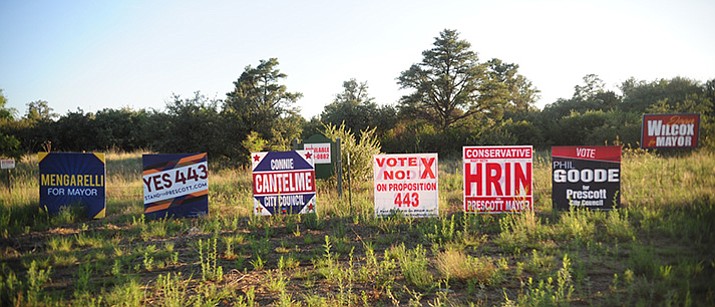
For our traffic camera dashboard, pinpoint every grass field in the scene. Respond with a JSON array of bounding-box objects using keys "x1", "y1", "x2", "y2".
[{"x1": 1, "y1": 149, "x2": 714, "y2": 306}]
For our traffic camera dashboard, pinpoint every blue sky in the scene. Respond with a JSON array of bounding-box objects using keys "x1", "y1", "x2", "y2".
[{"x1": 1, "y1": 0, "x2": 714, "y2": 119}]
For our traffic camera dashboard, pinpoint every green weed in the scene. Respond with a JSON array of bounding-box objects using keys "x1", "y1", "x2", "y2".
[{"x1": 198, "y1": 237, "x2": 223, "y2": 282}]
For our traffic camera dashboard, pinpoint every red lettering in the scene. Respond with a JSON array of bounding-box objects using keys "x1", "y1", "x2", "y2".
[
  {"x1": 486, "y1": 163, "x2": 502, "y2": 196},
  {"x1": 377, "y1": 157, "x2": 419, "y2": 168},
  {"x1": 505, "y1": 163, "x2": 511, "y2": 195},
  {"x1": 465, "y1": 161, "x2": 532, "y2": 197},
  {"x1": 514, "y1": 162, "x2": 531, "y2": 195},
  {"x1": 420, "y1": 158, "x2": 436, "y2": 179},
  {"x1": 383, "y1": 170, "x2": 409, "y2": 180},
  {"x1": 464, "y1": 162, "x2": 482, "y2": 196}
]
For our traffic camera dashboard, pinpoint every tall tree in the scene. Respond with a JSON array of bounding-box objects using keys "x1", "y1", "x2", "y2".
[
  {"x1": 482, "y1": 58, "x2": 540, "y2": 115},
  {"x1": 321, "y1": 79, "x2": 396, "y2": 135},
  {"x1": 0, "y1": 89, "x2": 16, "y2": 120},
  {"x1": 155, "y1": 92, "x2": 225, "y2": 155},
  {"x1": 397, "y1": 29, "x2": 485, "y2": 131},
  {"x1": 573, "y1": 74, "x2": 606, "y2": 101},
  {"x1": 0, "y1": 90, "x2": 21, "y2": 158},
  {"x1": 619, "y1": 77, "x2": 705, "y2": 113},
  {"x1": 25, "y1": 100, "x2": 57, "y2": 122},
  {"x1": 542, "y1": 74, "x2": 620, "y2": 119},
  {"x1": 397, "y1": 29, "x2": 537, "y2": 131},
  {"x1": 223, "y1": 58, "x2": 303, "y2": 151}
]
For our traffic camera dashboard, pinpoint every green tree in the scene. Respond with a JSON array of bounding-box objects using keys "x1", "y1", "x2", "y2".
[
  {"x1": 223, "y1": 58, "x2": 303, "y2": 152},
  {"x1": 3, "y1": 100, "x2": 58, "y2": 152},
  {"x1": 153, "y1": 92, "x2": 225, "y2": 155},
  {"x1": 542, "y1": 74, "x2": 620, "y2": 120},
  {"x1": 321, "y1": 79, "x2": 397, "y2": 136},
  {"x1": 482, "y1": 58, "x2": 540, "y2": 115},
  {"x1": 0, "y1": 89, "x2": 16, "y2": 120},
  {"x1": 93, "y1": 108, "x2": 152, "y2": 151},
  {"x1": 0, "y1": 90, "x2": 22, "y2": 158},
  {"x1": 53, "y1": 108, "x2": 95, "y2": 151},
  {"x1": 573, "y1": 74, "x2": 606, "y2": 101},
  {"x1": 619, "y1": 77, "x2": 705, "y2": 113},
  {"x1": 25, "y1": 100, "x2": 57, "y2": 122},
  {"x1": 397, "y1": 29, "x2": 486, "y2": 131},
  {"x1": 397, "y1": 29, "x2": 537, "y2": 131}
]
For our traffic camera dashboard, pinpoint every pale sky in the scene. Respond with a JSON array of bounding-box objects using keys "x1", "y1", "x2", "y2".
[{"x1": 1, "y1": 0, "x2": 713, "y2": 119}]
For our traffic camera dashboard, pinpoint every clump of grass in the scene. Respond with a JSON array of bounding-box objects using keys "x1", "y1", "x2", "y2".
[
  {"x1": 505, "y1": 254, "x2": 574, "y2": 306},
  {"x1": 524, "y1": 249, "x2": 556, "y2": 280},
  {"x1": 436, "y1": 248, "x2": 498, "y2": 284},
  {"x1": 555, "y1": 208, "x2": 597, "y2": 244},
  {"x1": 495, "y1": 210, "x2": 544, "y2": 253},
  {"x1": 604, "y1": 208, "x2": 635, "y2": 242},
  {"x1": 102, "y1": 278, "x2": 144, "y2": 306},
  {"x1": 47, "y1": 236, "x2": 73, "y2": 252},
  {"x1": 390, "y1": 243, "x2": 435, "y2": 290}
]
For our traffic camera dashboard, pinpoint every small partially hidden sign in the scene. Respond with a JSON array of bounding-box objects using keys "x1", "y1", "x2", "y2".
[
  {"x1": 552, "y1": 146, "x2": 621, "y2": 210},
  {"x1": 641, "y1": 113, "x2": 700, "y2": 149},
  {"x1": 301, "y1": 134, "x2": 337, "y2": 179},
  {"x1": 252, "y1": 150, "x2": 316, "y2": 215},
  {"x1": 1, "y1": 159, "x2": 15, "y2": 169},
  {"x1": 143, "y1": 153, "x2": 209, "y2": 219},
  {"x1": 304, "y1": 143, "x2": 331, "y2": 164},
  {"x1": 39, "y1": 152, "x2": 106, "y2": 219}
]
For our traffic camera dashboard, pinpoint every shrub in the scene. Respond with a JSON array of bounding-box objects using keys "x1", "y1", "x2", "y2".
[{"x1": 322, "y1": 122, "x2": 381, "y2": 183}]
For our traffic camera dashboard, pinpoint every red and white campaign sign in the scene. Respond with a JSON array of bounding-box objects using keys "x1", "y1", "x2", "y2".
[
  {"x1": 373, "y1": 153, "x2": 438, "y2": 217},
  {"x1": 303, "y1": 143, "x2": 331, "y2": 164},
  {"x1": 463, "y1": 146, "x2": 533, "y2": 213},
  {"x1": 641, "y1": 113, "x2": 700, "y2": 149}
]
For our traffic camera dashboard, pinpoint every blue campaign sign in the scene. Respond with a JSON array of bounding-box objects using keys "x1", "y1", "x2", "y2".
[
  {"x1": 252, "y1": 150, "x2": 316, "y2": 215},
  {"x1": 142, "y1": 153, "x2": 209, "y2": 220},
  {"x1": 38, "y1": 152, "x2": 106, "y2": 219}
]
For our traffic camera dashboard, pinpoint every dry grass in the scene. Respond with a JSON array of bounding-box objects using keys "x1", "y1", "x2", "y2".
[{"x1": 436, "y1": 248, "x2": 498, "y2": 283}]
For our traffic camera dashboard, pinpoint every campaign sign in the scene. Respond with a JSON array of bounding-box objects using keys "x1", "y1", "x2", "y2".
[
  {"x1": 373, "y1": 153, "x2": 438, "y2": 217},
  {"x1": 463, "y1": 146, "x2": 533, "y2": 213},
  {"x1": 552, "y1": 146, "x2": 621, "y2": 210},
  {"x1": 39, "y1": 152, "x2": 106, "y2": 219},
  {"x1": 252, "y1": 150, "x2": 316, "y2": 216},
  {"x1": 304, "y1": 143, "x2": 331, "y2": 164},
  {"x1": 143, "y1": 153, "x2": 209, "y2": 219},
  {"x1": 301, "y1": 133, "x2": 336, "y2": 179},
  {"x1": 641, "y1": 113, "x2": 700, "y2": 149},
  {"x1": 1, "y1": 159, "x2": 15, "y2": 169}
]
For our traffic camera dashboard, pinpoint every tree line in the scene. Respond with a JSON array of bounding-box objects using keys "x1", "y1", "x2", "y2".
[{"x1": 1, "y1": 29, "x2": 713, "y2": 163}]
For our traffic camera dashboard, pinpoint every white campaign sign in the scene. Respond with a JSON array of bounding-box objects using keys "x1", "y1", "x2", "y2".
[
  {"x1": 0, "y1": 159, "x2": 15, "y2": 170},
  {"x1": 304, "y1": 143, "x2": 331, "y2": 164},
  {"x1": 373, "y1": 153, "x2": 438, "y2": 217},
  {"x1": 142, "y1": 161, "x2": 209, "y2": 204}
]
